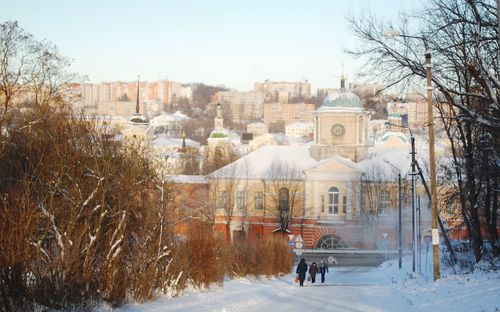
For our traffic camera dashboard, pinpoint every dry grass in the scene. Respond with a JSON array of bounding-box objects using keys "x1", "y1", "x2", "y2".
[{"x1": 0, "y1": 106, "x2": 293, "y2": 311}]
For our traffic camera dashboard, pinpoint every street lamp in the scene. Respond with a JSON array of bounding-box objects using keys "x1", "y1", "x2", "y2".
[
  {"x1": 383, "y1": 158, "x2": 402, "y2": 269},
  {"x1": 383, "y1": 29, "x2": 440, "y2": 280},
  {"x1": 385, "y1": 122, "x2": 418, "y2": 273}
]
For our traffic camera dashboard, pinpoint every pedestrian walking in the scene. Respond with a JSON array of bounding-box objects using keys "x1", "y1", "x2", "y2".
[
  {"x1": 308, "y1": 261, "x2": 318, "y2": 284},
  {"x1": 295, "y1": 258, "x2": 308, "y2": 287},
  {"x1": 319, "y1": 259, "x2": 329, "y2": 283}
]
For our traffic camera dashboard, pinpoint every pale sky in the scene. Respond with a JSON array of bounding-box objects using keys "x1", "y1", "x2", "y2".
[{"x1": 0, "y1": 0, "x2": 420, "y2": 91}]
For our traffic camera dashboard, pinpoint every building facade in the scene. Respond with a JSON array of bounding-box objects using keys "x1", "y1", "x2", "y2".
[
  {"x1": 208, "y1": 81, "x2": 423, "y2": 250},
  {"x1": 263, "y1": 102, "x2": 315, "y2": 129},
  {"x1": 255, "y1": 80, "x2": 311, "y2": 103},
  {"x1": 73, "y1": 80, "x2": 191, "y2": 116},
  {"x1": 214, "y1": 90, "x2": 264, "y2": 124}
]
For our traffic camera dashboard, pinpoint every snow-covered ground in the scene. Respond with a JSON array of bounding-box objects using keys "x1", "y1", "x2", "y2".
[{"x1": 108, "y1": 257, "x2": 500, "y2": 312}]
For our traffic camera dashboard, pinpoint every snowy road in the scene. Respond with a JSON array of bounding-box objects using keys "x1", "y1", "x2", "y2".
[
  {"x1": 111, "y1": 256, "x2": 500, "y2": 312},
  {"x1": 116, "y1": 267, "x2": 418, "y2": 312}
]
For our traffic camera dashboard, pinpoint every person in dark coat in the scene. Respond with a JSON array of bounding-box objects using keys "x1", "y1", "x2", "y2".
[
  {"x1": 295, "y1": 258, "x2": 308, "y2": 286},
  {"x1": 319, "y1": 259, "x2": 329, "y2": 283},
  {"x1": 308, "y1": 261, "x2": 318, "y2": 283}
]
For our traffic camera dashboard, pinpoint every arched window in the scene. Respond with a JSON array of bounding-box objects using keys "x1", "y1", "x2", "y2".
[
  {"x1": 328, "y1": 187, "x2": 339, "y2": 214},
  {"x1": 316, "y1": 235, "x2": 347, "y2": 249},
  {"x1": 279, "y1": 187, "x2": 289, "y2": 212}
]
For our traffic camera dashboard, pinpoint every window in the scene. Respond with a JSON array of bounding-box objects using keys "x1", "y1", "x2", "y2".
[
  {"x1": 328, "y1": 187, "x2": 339, "y2": 214},
  {"x1": 321, "y1": 194, "x2": 325, "y2": 213},
  {"x1": 378, "y1": 190, "x2": 391, "y2": 215},
  {"x1": 254, "y1": 192, "x2": 263, "y2": 210},
  {"x1": 316, "y1": 235, "x2": 347, "y2": 249},
  {"x1": 236, "y1": 191, "x2": 246, "y2": 210},
  {"x1": 342, "y1": 196, "x2": 347, "y2": 214},
  {"x1": 278, "y1": 187, "x2": 289, "y2": 212},
  {"x1": 218, "y1": 191, "x2": 227, "y2": 209}
]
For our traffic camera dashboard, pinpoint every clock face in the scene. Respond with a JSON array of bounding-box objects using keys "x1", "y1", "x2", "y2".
[{"x1": 331, "y1": 123, "x2": 345, "y2": 136}]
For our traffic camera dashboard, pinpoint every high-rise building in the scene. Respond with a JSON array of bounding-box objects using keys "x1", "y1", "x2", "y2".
[
  {"x1": 255, "y1": 80, "x2": 311, "y2": 103},
  {"x1": 214, "y1": 90, "x2": 264, "y2": 124},
  {"x1": 75, "y1": 79, "x2": 190, "y2": 116},
  {"x1": 263, "y1": 102, "x2": 315, "y2": 129}
]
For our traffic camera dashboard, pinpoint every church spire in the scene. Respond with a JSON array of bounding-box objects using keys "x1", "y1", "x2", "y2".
[
  {"x1": 128, "y1": 73, "x2": 149, "y2": 125},
  {"x1": 214, "y1": 102, "x2": 224, "y2": 130},
  {"x1": 182, "y1": 130, "x2": 186, "y2": 149},
  {"x1": 340, "y1": 63, "x2": 346, "y2": 89},
  {"x1": 216, "y1": 102, "x2": 222, "y2": 118},
  {"x1": 135, "y1": 74, "x2": 140, "y2": 114}
]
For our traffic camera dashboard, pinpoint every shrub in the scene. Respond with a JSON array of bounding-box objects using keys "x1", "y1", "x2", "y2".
[{"x1": 209, "y1": 132, "x2": 227, "y2": 138}]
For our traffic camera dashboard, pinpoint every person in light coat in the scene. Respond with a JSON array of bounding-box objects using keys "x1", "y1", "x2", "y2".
[{"x1": 319, "y1": 259, "x2": 329, "y2": 283}]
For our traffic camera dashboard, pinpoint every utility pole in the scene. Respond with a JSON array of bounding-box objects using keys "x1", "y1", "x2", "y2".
[
  {"x1": 425, "y1": 51, "x2": 440, "y2": 280},
  {"x1": 383, "y1": 158, "x2": 403, "y2": 269},
  {"x1": 398, "y1": 172, "x2": 402, "y2": 269},
  {"x1": 410, "y1": 136, "x2": 418, "y2": 273}
]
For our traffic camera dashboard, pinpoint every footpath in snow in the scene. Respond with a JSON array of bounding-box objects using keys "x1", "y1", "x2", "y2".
[{"x1": 109, "y1": 257, "x2": 500, "y2": 312}]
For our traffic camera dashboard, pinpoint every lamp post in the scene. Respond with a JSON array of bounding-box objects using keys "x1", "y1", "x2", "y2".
[
  {"x1": 385, "y1": 122, "x2": 417, "y2": 272},
  {"x1": 383, "y1": 29, "x2": 440, "y2": 280},
  {"x1": 383, "y1": 159, "x2": 402, "y2": 269},
  {"x1": 410, "y1": 134, "x2": 418, "y2": 274}
]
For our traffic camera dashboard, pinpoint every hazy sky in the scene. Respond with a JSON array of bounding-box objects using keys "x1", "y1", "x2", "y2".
[{"x1": 1, "y1": 0, "x2": 419, "y2": 91}]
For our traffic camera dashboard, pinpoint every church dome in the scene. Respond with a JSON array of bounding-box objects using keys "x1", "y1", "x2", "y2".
[{"x1": 320, "y1": 88, "x2": 363, "y2": 109}]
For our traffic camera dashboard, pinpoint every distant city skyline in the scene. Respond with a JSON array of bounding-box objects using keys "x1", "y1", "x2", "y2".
[{"x1": 1, "y1": 0, "x2": 417, "y2": 91}]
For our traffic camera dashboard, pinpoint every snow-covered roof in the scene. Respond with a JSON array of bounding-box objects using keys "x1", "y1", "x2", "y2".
[
  {"x1": 376, "y1": 131, "x2": 409, "y2": 145},
  {"x1": 247, "y1": 122, "x2": 267, "y2": 128},
  {"x1": 151, "y1": 134, "x2": 200, "y2": 147},
  {"x1": 169, "y1": 175, "x2": 207, "y2": 184},
  {"x1": 286, "y1": 122, "x2": 314, "y2": 129},
  {"x1": 358, "y1": 146, "x2": 411, "y2": 180},
  {"x1": 151, "y1": 114, "x2": 176, "y2": 123},
  {"x1": 370, "y1": 119, "x2": 389, "y2": 125},
  {"x1": 311, "y1": 154, "x2": 362, "y2": 173},
  {"x1": 256, "y1": 133, "x2": 289, "y2": 144},
  {"x1": 171, "y1": 111, "x2": 190, "y2": 120},
  {"x1": 150, "y1": 111, "x2": 190, "y2": 124},
  {"x1": 208, "y1": 145, "x2": 319, "y2": 179}
]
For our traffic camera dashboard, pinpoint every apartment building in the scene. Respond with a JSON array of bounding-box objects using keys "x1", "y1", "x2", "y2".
[
  {"x1": 255, "y1": 80, "x2": 311, "y2": 103},
  {"x1": 215, "y1": 90, "x2": 264, "y2": 124},
  {"x1": 263, "y1": 102, "x2": 315, "y2": 129},
  {"x1": 387, "y1": 101, "x2": 437, "y2": 129},
  {"x1": 285, "y1": 122, "x2": 314, "y2": 138},
  {"x1": 97, "y1": 100, "x2": 150, "y2": 117},
  {"x1": 74, "y1": 80, "x2": 191, "y2": 116}
]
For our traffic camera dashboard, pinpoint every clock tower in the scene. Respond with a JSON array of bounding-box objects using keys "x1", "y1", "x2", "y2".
[{"x1": 312, "y1": 77, "x2": 370, "y2": 162}]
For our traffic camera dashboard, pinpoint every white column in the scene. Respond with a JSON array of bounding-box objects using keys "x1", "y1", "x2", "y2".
[
  {"x1": 314, "y1": 116, "x2": 318, "y2": 144},
  {"x1": 317, "y1": 116, "x2": 321, "y2": 144},
  {"x1": 313, "y1": 181, "x2": 319, "y2": 217},
  {"x1": 347, "y1": 181, "x2": 352, "y2": 220},
  {"x1": 305, "y1": 180, "x2": 311, "y2": 216},
  {"x1": 355, "y1": 181, "x2": 361, "y2": 218}
]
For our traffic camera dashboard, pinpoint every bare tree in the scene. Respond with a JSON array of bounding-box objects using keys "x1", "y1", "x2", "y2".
[
  {"x1": 348, "y1": 0, "x2": 499, "y2": 261},
  {"x1": 360, "y1": 164, "x2": 396, "y2": 247},
  {"x1": 0, "y1": 21, "x2": 74, "y2": 131},
  {"x1": 264, "y1": 160, "x2": 304, "y2": 233},
  {"x1": 209, "y1": 164, "x2": 240, "y2": 242}
]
